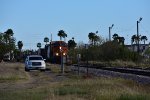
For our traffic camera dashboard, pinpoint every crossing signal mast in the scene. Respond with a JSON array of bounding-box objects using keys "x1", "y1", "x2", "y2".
[
  {"x1": 109, "y1": 24, "x2": 114, "y2": 41},
  {"x1": 137, "y1": 17, "x2": 142, "y2": 54}
]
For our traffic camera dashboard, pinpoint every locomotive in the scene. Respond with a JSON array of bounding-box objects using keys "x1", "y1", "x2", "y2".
[{"x1": 38, "y1": 41, "x2": 68, "y2": 64}]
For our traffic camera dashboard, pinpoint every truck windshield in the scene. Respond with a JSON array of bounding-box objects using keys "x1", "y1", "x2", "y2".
[{"x1": 29, "y1": 57, "x2": 43, "y2": 60}]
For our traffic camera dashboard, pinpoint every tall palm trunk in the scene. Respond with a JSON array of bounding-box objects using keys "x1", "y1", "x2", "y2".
[
  {"x1": 20, "y1": 49, "x2": 21, "y2": 60},
  {"x1": 64, "y1": 37, "x2": 66, "y2": 42},
  {"x1": 60, "y1": 36, "x2": 62, "y2": 41}
]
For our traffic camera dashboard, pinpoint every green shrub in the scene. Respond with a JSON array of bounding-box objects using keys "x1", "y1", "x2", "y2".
[{"x1": 68, "y1": 41, "x2": 141, "y2": 63}]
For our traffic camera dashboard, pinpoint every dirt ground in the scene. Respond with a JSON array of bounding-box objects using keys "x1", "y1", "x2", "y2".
[{"x1": 0, "y1": 62, "x2": 69, "y2": 90}]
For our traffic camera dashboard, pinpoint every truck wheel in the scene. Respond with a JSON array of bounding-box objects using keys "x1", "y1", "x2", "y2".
[
  {"x1": 40, "y1": 69, "x2": 45, "y2": 72},
  {"x1": 25, "y1": 67, "x2": 30, "y2": 72}
]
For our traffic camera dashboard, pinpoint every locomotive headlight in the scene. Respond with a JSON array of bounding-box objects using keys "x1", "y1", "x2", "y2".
[
  {"x1": 63, "y1": 53, "x2": 66, "y2": 56},
  {"x1": 56, "y1": 53, "x2": 59, "y2": 56}
]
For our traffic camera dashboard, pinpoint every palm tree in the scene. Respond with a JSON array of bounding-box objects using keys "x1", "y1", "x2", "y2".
[
  {"x1": 131, "y1": 35, "x2": 138, "y2": 45},
  {"x1": 63, "y1": 33, "x2": 67, "y2": 42},
  {"x1": 112, "y1": 33, "x2": 125, "y2": 45},
  {"x1": 112, "y1": 33, "x2": 119, "y2": 41},
  {"x1": 118, "y1": 37, "x2": 125, "y2": 45},
  {"x1": 3, "y1": 29, "x2": 15, "y2": 60},
  {"x1": 58, "y1": 30, "x2": 66, "y2": 41},
  {"x1": 131, "y1": 34, "x2": 140, "y2": 51},
  {"x1": 5, "y1": 29, "x2": 14, "y2": 36},
  {"x1": 44, "y1": 37, "x2": 49, "y2": 45},
  {"x1": 141, "y1": 36, "x2": 148, "y2": 45},
  {"x1": 18, "y1": 41, "x2": 23, "y2": 51},
  {"x1": 17, "y1": 41, "x2": 23, "y2": 60},
  {"x1": 4, "y1": 29, "x2": 14, "y2": 44},
  {"x1": 68, "y1": 38, "x2": 77, "y2": 49},
  {"x1": 131, "y1": 35, "x2": 136, "y2": 51},
  {"x1": 88, "y1": 32, "x2": 95, "y2": 45},
  {"x1": 93, "y1": 35, "x2": 100, "y2": 45},
  {"x1": 141, "y1": 36, "x2": 148, "y2": 51},
  {"x1": 37, "y1": 43, "x2": 41, "y2": 48},
  {"x1": 72, "y1": 37, "x2": 74, "y2": 40}
]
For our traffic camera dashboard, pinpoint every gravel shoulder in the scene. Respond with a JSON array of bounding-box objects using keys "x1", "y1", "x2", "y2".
[{"x1": 71, "y1": 66, "x2": 150, "y2": 84}]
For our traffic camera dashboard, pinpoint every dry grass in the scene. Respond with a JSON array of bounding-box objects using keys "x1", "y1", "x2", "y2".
[
  {"x1": 108, "y1": 60, "x2": 137, "y2": 67},
  {"x1": 0, "y1": 62, "x2": 28, "y2": 82},
  {"x1": 53, "y1": 77, "x2": 150, "y2": 100},
  {"x1": 46, "y1": 63, "x2": 61, "y2": 73},
  {"x1": 1, "y1": 77, "x2": 149, "y2": 100},
  {"x1": 0, "y1": 62, "x2": 150, "y2": 100}
]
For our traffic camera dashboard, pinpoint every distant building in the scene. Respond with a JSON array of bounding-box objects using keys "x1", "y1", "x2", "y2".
[
  {"x1": 126, "y1": 44, "x2": 149, "y2": 54},
  {"x1": 3, "y1": 53, "x2": 11, "y2": 61},
  {"x1": 3, "y1": 51, "x2": 14, "y2": 61}
]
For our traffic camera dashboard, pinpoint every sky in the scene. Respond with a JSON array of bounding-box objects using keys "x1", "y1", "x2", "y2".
[{"x1": 0, "y1": 0, "x2": 150, "y2": 50}]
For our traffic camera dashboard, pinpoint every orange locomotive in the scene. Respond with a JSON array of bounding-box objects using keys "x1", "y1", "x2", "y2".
[
  {"x1": 50, "y1": 41, "x2": 68, "y2": 64},
  {"x1": 38, "y1": 41, "x2": 68, "y2": 64}
]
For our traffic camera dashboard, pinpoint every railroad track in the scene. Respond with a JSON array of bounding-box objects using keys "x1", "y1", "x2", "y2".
[{"x1": 73, "y1": 64, "x2": 150, "y2": 77}]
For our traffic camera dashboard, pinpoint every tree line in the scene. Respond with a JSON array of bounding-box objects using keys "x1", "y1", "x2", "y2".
[
  {"x1": 37, "y1": 30, "x2": 76, "y2": 49},
  {"x1": 68, "y1": 32, "x2": 148, "y2": 63},
  {"x1": 0, "y1": 29, "x2": 23, "y2": 61},
  {"x1": 35, "y1": 29, "x2": 148, "y2": 63},
  {"x1": 0, "y1": 28, "x2": 148, "y2": 62}
]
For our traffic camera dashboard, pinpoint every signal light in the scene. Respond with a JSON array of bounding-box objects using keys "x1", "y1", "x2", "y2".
[{"x1": 63, "y1": 53, "x2": 66, "y2": 56}]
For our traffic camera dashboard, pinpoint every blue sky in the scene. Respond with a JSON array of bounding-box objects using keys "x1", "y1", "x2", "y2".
[{"x1": 0, "y1": 0, "x2": 150, "y2": 49}]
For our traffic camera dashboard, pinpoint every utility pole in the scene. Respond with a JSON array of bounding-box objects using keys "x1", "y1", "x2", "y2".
[
  {"x1": 51, "y1": 33, "x2": 52, "y2": 42},
  {"x1": 109, "y1": 24, "x2": 114, "y2": 41},
  {"x1": 85, "y1": 44, "x2": 89, "y2": 76},
  {"x1": 137, "y1": 17, "x2": 142, "y2": 54},
  {"x1": 60, "y1": 46, "x2": 64, "y2": 74},
  {"x1": 77, "y1": 54, "x2": 81, "y2": 75},
  {"x1": 109, "y1": 27, "x2": 111, "y2": 41}
]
